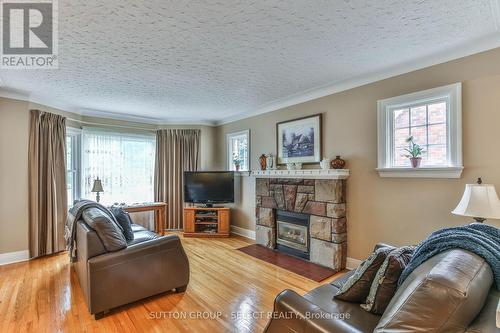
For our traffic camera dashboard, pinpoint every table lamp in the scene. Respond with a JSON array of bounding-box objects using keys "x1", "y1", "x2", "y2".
[
  {"x1": 91, "y1": 177, "x2": 104, "y2": 203},
  {"x1": 452, "y1": 178, "x2": 500, "y2": 223}
]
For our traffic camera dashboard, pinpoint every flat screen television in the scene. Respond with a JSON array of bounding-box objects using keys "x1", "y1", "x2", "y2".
[{"x1": 184, "y1": 171, "x2": 234, "y2": 206}]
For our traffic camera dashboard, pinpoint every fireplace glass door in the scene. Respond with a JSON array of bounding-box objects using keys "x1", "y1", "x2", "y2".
[{"x1": 276, "y1": 220, "x2": 308, "y2": 252}]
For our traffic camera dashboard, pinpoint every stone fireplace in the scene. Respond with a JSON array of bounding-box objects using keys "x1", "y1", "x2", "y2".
[{"x1": 255, "y1": 176, "x2": 347, "y2": 271}]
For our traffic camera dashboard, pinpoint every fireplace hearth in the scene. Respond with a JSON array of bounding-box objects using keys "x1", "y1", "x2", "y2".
[
  {"x1": 255, "y1": 177, "x2": 348, "y2": 271},
  {"x1": 276, "y1": 210, "x2": 309, "y2": 259}
]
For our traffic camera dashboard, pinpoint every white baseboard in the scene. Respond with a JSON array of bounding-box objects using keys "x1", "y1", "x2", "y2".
[
  {"x1": 230, "y1": 225, "x2": 256, "y2": 240},
  {"x1": 346, "y1": 257, "x2": 362, "y2": 270},
  {"x1": 0, "y1": 250, "x2": 29, "y2": 266}
]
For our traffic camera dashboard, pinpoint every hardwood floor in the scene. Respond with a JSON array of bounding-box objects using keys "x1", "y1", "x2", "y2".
[{"x1": 0, "y1": 234, "x2": 342, "y2": 333}]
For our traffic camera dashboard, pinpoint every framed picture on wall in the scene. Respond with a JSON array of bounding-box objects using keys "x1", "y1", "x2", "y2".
[{"x1": 276, "y1": 114, "x2": 322, "y2": 165}]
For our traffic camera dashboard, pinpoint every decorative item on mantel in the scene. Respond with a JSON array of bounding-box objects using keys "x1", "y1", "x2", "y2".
[
  {"x1": 404, "y1": 136, "x2": 424, "y2": 168},
  {"x1": 320, "y1": 157, "x2": 331, "y2": 170},
  {"x1": 233, "y1": 152, "x2": 242, "y2": 171},
  {"x1": 286, "y1": 162, "x2": 303, "y2": 170},
  {"x1": 259, "y1": 154, "x2": 267, "y2": 170},
  {"x1": 266, "y1": 153, "x2": 275, "y2": 170},
  {"x1": 331, "y1": 156, "x2": 346, "y2": 169},
  {"x1": 452, "y1": 177, "x2": 500, "y2": 223}
]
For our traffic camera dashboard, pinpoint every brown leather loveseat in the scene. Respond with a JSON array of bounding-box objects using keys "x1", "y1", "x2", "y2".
[
  {"x1": 265, "y1": 243, "x2": 499, "y2": 332},
  {"x1": 73, "y1": 219, "x2": 190, "y2": 319}
]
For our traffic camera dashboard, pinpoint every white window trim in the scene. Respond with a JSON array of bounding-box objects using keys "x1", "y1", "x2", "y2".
[
  {"x1": 66, "y1": 127, "x2": 82, "y2": 204},
  {"x1": 226, "y1": 129, "x2": 250, "y2": 171},
  {"x1": 376, "y1": 83, "x2": 463, "y2": 178}
]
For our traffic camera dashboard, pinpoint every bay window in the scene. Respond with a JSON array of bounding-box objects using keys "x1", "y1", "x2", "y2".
[{"x1": 65, "y1": 127, "x2": 156, "y2": 205}]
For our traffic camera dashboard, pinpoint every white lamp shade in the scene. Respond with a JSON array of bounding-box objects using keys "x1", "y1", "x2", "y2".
[{"x1": 452, "y1": 183, "x2": 500, "y2": 219}]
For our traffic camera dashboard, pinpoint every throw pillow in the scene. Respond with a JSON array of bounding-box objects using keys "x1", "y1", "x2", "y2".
[
  {"x1": 110, "y1": 207, "x2": 135, "y2": 241},
  {"x1": 82, "y1": 207, "x2": 127, "y2": 252},
  {"x1": 334, "y1": 246, "x2": 393, "y2": 302},
  {"x1": 361, "y1": 246, "x2": 415, "y2": 314}
]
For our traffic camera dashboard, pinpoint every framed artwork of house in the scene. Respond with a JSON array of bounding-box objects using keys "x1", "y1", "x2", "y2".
[{"x1": 276, "y1": 114, "x2": 322, "y2": 165}]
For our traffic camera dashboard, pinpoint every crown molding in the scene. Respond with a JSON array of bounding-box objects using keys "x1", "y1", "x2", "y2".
[
  {"x1": 216, "y1": 33, "x2": 500, "y2": 126},
  {"x1": 29, "y1": 93, "x2": 80, "y2": 114},
  {"x1": 0, "y1": 87, "x2": 30, "y2": 101},
  {"x1": 0, "y1": 89, "x2": 218, "y2": 126},
  {"x1": 78, "y1": 108, "x2": 163, "y2": 125},
  {"x1": 79, "y1": 108, "x2": 217, "y2": 126}
]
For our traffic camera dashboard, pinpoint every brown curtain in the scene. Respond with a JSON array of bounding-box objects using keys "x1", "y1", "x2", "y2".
[
  {"x1": 28, "y1": 110, "x2": 68, "y2": 258},
  {"x1": 154, "y1": 129, "x2": 200, "y2": 230}
]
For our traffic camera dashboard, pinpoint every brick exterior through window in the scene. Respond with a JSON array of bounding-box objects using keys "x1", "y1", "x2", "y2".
[{"x1": 393, "y1": 101, "x2": 448, "y2": 167}]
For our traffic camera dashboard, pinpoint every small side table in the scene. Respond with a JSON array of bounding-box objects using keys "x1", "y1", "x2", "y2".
[{"x1": 122, "y1": 202, "x2": 167, "y2": 235}]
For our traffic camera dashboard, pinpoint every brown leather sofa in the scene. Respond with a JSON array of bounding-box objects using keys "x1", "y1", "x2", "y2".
[
  {"x1": 74, "y1": 220, "x2": 190, "y2": 319},
  {"x1": 265, "y1": 243, "x2": 499, "y2": 333}
]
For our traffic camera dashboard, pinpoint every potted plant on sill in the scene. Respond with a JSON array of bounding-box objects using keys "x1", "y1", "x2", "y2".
[
  {"x1": 404, "y1": 136, "x2": 425, "y2": 168},
  {"x1": 233, "y1": 154, "x2": 243, "y2": 172}
]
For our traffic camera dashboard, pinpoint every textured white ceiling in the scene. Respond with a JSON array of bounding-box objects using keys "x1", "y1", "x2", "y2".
[{"x1": 1, "y1": 0, "x2": 499, "y2": 124}]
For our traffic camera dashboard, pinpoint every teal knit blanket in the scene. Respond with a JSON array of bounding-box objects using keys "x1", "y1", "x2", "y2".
[{"x1": 398, "y1": 223, "x2": 500, "y2": 289}]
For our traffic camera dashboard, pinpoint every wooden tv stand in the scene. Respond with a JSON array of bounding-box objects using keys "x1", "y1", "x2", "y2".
[{"x1": 183, "y1": 207, "x2": 230, "y2": 237}]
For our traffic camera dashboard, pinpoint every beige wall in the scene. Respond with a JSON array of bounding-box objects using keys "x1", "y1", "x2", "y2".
[
  {"x1": 0, "y1": 98, "x2": 30, "y2": 254},
  {"x1": 0, "y1": 98, "x2": 217, "y2": 255},
  {"x1": 216, "y1": 48, "x2": 500, "y2": 260}
]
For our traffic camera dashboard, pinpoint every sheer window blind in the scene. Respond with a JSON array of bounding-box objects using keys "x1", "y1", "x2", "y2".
[{"x1": 82, "y1": 128, "x2": 156, "y2": 205}]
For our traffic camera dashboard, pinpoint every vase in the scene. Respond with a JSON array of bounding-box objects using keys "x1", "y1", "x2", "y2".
[
  {"x1": 320, "y1": 158, "x2": 331, "y2": 170},
  {"x1": 259, "y1": 154, "x2": 267, "y2": 170},
  {"x1": 235, "y1": 164, "x2": 240, "y2": 171},
  {"x1": 331, "y1": 155, "x2": 346, "y2": 169},
  {"x1": 266, "y1": 154, "x2": 275, "y2": 170},
  {"x1": 410, "y1": 157, "x2": 422, "y2": 168}
]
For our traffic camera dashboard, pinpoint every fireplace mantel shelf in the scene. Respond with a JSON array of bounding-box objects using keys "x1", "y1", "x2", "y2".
[{"x1": 249, "y1": 169, "x2": 349, "y2": 179}]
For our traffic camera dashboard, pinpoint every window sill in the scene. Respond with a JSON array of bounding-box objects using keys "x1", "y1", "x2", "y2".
[
  {"x1": 233, "y1": 171, "x2": 251, "y2": 176},
  {"x1": 376, "y1": 166, "x2": 463, "y2": 179}
]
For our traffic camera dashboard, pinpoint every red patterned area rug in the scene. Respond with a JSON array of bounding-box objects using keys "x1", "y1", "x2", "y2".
[{"x1": 237, "y1": 244, "x2": 337, "y2": 282}]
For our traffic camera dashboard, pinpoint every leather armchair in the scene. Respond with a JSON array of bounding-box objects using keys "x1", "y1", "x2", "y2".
[{"x1": 74, "y1": 220, "x2": 190, "y2": 319}]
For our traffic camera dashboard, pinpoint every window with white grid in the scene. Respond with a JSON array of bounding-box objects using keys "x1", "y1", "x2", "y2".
[
  {"x1": 377, "y1": 83, "x2": 463, "y2": 178},
  {"x1": 392, "y1": 100, "x2": 448, "y2": 167}
]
